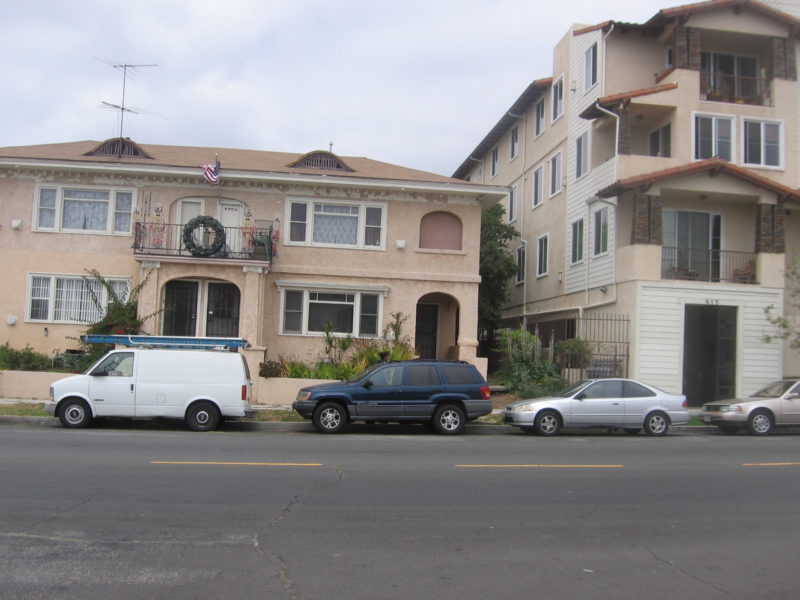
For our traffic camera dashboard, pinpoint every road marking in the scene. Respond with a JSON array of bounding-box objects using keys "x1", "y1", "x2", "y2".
[
  {"x1": 742, "y1": 462, "x2": 800, "y2": 467},
  {"x1": 454, "y1": 464, "x2": 623, "y2": 469},
  {"x1": 150, "y1": 461, "x2": 322, "y2": 467}
]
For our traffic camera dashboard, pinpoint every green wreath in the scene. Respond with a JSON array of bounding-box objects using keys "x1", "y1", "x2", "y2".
[{"x1": 182, "y1": 216, "x2": 226, "y2": 257}]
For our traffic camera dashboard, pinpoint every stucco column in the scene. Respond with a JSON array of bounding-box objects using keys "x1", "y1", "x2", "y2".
[
  {"x1": 137, "y1": 261, "x2": 161, "y2": 335},
  {"x1": 241, "y1": 266, "x2": 266, "y2": 347}
]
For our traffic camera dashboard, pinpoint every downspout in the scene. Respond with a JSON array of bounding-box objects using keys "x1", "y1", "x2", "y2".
[{"x1": 509, "y1": 111, "x2": 528, "y2": 328}]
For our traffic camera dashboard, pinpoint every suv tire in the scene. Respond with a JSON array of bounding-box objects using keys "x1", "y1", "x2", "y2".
[
  {"x1": 432, "y1": 404, "x2": 465, "y2": 435},
  {"x1": 313, "y1": 402, "x2": 347, "y2": 434}
]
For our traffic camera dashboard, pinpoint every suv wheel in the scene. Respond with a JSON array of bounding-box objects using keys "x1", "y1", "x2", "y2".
[
  {"x1": 313, "y1": 402, "x2": 347, "y2": 434},
  {"x1": 432, "y1": 404, "x2": 465, "y2": 435}
]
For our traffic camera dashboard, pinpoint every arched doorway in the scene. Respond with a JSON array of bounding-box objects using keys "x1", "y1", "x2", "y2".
[
  {"x1": 415, "y1": 293, "x2": 460, "y2": 359},
  {"x1": 163, "y1": 279, "x2": 241, "y2": 337}
]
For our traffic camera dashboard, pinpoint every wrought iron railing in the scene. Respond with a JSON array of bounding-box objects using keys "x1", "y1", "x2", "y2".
[
  {"x1": 133, "y1": 222, "x2": 273, "y2": 261},
  {"x1": 700, "y1": 72, "x2": 771, "y2": 106},
  {"x1": 662, "y1": 247, "x2": 757, "y2": 284}
]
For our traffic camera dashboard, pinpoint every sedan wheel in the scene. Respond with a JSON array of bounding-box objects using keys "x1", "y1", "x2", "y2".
[
  {"x1": 643, "y1": 411, "x2": 669, "y2": 436},
  {"x1": 747, "y1": 410, "x2": 774, "y2": 435},
  {"x1": 534, "y1": 410, "x2": 560, "y2": 436}
]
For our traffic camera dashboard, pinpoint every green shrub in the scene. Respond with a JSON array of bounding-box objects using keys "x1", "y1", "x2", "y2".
[
  {"x1": 0, "y1": 343, "x2": 52, "y2": 371},
  {"x1": 495, "y1": 328, "x2": 566, "y2": 397}
]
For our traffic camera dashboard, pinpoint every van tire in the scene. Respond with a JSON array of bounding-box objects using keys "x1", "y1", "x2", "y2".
[
  {"x1": 186, "y1": 401, "x2": 220, "y2": 432},
  {"x1": 58, "y1": 398, "x2": 92, "y2": 428}
]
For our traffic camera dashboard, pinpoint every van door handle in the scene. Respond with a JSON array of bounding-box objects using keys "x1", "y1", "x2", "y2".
[{"x1": 130, "y1": 384, "x2": 134, "y2": 392}]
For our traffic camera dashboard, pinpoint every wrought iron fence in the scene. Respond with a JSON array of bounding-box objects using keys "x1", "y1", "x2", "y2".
[
  {"x1": 700, "y1": 72, "x2": 771, "y2": 106},
  {"x1": 661, "y1": 247, "x2": 757, "y2": 284},
  {"x1": 133, "y1": 222, "x2": 273, "y2": 261}
]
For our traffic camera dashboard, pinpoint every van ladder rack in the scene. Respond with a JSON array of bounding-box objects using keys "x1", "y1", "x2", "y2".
[{"x1": 80, "y1": 335, "x2": 250, "y2": 350}]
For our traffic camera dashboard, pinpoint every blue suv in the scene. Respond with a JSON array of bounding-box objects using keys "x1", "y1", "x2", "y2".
[{"x1": 292, "y1": 360, "x2": 492, "y2": 434}]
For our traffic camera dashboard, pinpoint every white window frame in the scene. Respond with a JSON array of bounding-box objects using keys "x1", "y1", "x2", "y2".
[
  {"x1": 571, "y1": 218, "x2": 584, "y2": 264},
  {"x1": 576, "y1": 131, "x2": 590, "y2": 179},
  {"x1": 549, "y1": 152, "x2": 562, "y2": 197},
  {"x1": 285, "y1": 199, "x2": 386, "y2": 250},
  {"x1": 532, "y1": 165, "x2": 544, "y2": 208},
  {"x1": 593, "y1": 206, "x2": 609, "y2": 256},
  {"x1": 26, "y1": 273, "x2": 129, "y2": 324},
  {"x1": 649, "y1": 123, "x2": 672, "y2": 157},
  {"x1": 279, "y1": 287, "x2": 383, "y2": 338},
  {"x1": 552, "y1": 77, "x2": 564, "y2": 122},
  {"x1": 508, "y1": 186, "x2": 518, "y2": 223},
  {"x1": 693, "y1": 112, "x2": 734, "y2": 161},
  {"x1": 534, "y1": 99, "x2": 546, "y2": 137},
  {"x1": 537, "y1": 234, "x2": 549, "y2": 277},
  {"x1": 34, "y1": 184, "x2": 135, "y2": 234},
  {"x1": 742, "y1": 118, "x2": 782, "y2": 168},
  {"x1": 584, "y1": 43, "x2": 598, "y2": 92},
  {"x1": 516, "y1": 245, "x2": 526, "y2": 284},
  {"x1": 491, "y1": 146, "x2": 499, "y2": 177},
  {"x1": 510, "y1": 126, "x2": 519, "y2": 160}
]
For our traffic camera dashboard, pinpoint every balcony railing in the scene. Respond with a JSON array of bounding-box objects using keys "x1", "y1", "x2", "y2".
[
  {"x1": 133, "y1": 222, "x2": 273, "y2": 261},
  {"x1": 662, "y1": 247, "x2": 757, "y2": 284},
  {"x1": 700, "y1": 72, "x2": 772, "y2": 107}
]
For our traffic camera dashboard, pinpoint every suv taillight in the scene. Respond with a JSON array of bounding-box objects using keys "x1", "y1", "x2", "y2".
[{"x1": 481, "y1": 386, "x2": 491, "y2": 400}]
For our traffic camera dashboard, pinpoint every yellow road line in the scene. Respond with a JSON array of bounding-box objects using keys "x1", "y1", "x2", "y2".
[
  {"x1": 454, "y1": 464, "x2": 623, "y2": 469},
  {"x1": 742, "y1": 462, "x2": 800, "y2": 467},
  {"x1": 150, "y1": 461, "x2": 323, "y2": 467}
]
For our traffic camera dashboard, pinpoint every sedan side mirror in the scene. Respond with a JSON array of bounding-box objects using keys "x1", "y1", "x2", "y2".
[
  {"x1": 786, "y1": 392, "x2": 799, "y2": 400},
  {"x1": 575, "y1": 393, "x2": 586, "y2": 400}
]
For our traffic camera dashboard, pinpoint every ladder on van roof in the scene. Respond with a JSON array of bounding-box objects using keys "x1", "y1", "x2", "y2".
[{"x1": 80, "y1": 335, "x2": 250, "y2": 350}]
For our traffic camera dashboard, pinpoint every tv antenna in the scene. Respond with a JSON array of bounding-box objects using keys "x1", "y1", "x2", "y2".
[{"x1": 97, "y1": 60, "x2": 158, "y2": 139}]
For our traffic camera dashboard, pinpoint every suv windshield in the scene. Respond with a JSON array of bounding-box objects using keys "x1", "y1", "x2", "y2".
[{"x1": 751, "y1": 380, "x2": 798, "y2": 398}]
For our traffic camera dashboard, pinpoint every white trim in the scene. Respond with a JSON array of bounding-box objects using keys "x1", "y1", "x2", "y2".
[
  {"x1": 283, "y1": 197, "x2": 387, "y2": 251},
  {"x1": 741, "y1": 116, "x2": 784, "y2": 170},
  {"x1": 691, "y1": 111, "x2": 735, "y2": 162},
  {"x1": 33, "y1": 183, "x2": 136, "y2": 235},
  {"x1": 551, "y1": 76, "x2": 564, "y2": 123},
  {"x1": 548, "y1": 151, "x2": 563, "y2": 197},
  {"x1": 532, "y1": 165, "x2": 544, "y2": 208},
  {"x1": 536, "y1": 233, "x2": 549, "y2": 278}
]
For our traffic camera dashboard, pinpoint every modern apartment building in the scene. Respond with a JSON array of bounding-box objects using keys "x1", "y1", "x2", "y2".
[
  {"x1": 454, "y1": 0, "x2": 800, "y2": 404},
  {"x1": 0, "y1": 139, "x2": 506, "y2": 385}
]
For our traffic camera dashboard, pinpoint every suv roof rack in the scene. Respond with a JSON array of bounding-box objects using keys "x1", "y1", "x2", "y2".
[{"x1": 80, "y1": 335, "x2": 249, "y2": 351}]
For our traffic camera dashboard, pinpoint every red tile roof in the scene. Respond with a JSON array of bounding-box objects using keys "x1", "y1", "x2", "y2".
[
  {"x1": 580, "y1": 83, "x2": 678, "y2": 119},
  {"x1": 597, "y1": 158, "x2": 800, "y2": 202}
]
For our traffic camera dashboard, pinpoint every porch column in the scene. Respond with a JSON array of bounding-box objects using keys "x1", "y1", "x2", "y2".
[
  {"x1": 137, "y1": 261, "x2": 161, "y2": 334},
  {"x1": 755, "y1": 203, "x2": 785, "y2": 253},
  {"x1": 241, "y1": 266, "x2": 267, "y2": 347}
]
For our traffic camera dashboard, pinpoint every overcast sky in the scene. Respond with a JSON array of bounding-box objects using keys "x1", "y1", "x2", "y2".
[{"x1": 3, "y1": 0, "x2": 696, "y2": 176}]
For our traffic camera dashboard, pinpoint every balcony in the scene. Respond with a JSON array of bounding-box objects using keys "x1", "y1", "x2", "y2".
[
  {"x1": 133, "y1": 221, "x2": 273, "y2": 262},
  {"x1": 662, "y1": 247, "x2": 757, "y2": 284},
  {"x1": 700, "y1": 72, "x2": 771, "y2": 107}
]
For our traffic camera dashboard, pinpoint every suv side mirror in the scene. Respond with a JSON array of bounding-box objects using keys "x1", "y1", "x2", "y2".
[{"x1": 363, "y1": 380, "x2": 373, "y2": 390}]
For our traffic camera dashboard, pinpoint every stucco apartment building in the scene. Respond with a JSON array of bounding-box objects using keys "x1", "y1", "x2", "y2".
[
  {"x1": 0, "y1": 139, "x2": 506, "y2": 387},
  {"x1": 454, "y1": 0, "x2": 800, "y2": 405}
]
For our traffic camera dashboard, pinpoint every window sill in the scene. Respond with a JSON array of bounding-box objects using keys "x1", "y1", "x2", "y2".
[{"x1": 415, "y1": 248, "x2": 467, "y2": 256}]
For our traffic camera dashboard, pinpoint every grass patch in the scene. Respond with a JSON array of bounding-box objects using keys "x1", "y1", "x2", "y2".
[
  {"x1": 247, "y1": 409, "x2": 304, "y2": 422},
  {"x1": 0, "y1": 403, "x2": 49, "y2": 417}
]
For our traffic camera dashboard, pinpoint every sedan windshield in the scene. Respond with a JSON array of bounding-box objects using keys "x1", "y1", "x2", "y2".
[{"x1": 751, "y1": 380, "x2": 797, "y2": 398}]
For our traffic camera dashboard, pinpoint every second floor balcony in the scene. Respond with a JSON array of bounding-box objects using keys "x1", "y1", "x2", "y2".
[
  {"x1": 133, "y1": 220, "x2": 273, "y2": 262},
  {"x1": 700, "y1": 71, "x2": 771, "y2": 107},
  {"x1": 661, "y1": 247, "x2": 757, "y2": 284}
]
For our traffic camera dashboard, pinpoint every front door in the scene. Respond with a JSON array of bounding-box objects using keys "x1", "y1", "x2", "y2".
[
  {"x1": 415, "y1": 304, "x2": 438, "y2": 359},
  {"x1": 568, "y1": 379, "x2": 625, "y2": 427},
  {"x1": 683, "y1": 305, "x2": 737, "y2": 406},
  {"x1": 206, "y1": 282, "x2": 240, "y2": 337},
  {"x1": 88, "y1": 351, "x2": 136, "y2": 417},
  {"x1": 350, "y1": 364, "x2": 405, "y2": 419},
  {"x1": 219, "y1": 201, "x2": 242, "y2": 254},
  {"x1": 163, "y1": 280, "x2": 199, "y2": 336}
]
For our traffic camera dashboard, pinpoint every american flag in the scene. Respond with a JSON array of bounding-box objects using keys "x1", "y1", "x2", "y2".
[{"x1": 202, "y1": 158, "x2": 221, "y2": 185}]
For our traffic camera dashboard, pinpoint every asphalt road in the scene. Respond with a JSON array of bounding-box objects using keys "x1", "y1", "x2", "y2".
[{"x1": 1, "y1": 420, "x2": 799, "y2": 600}]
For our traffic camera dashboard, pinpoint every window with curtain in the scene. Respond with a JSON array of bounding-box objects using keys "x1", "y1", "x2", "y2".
[
  {"x1": 281, "y1": 288, "x2": 381, "y2": 337},
  {"x1": 35, "y1": 186, "x2": 135, "y2": 234},
  {"x1": 28, "y1": 274, "x2": 129, "y2": 323},
  {"x1": 287, "y1": 200, "x2": 384, "y2": 249}
]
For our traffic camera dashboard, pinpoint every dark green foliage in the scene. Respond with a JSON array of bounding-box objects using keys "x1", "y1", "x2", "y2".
[
  {"x1": 0, "y1": 343, "x2": 52, "y2": 371},
  {"x1": 479, "y1": 203, "x2": 520, "y2": 342},
  {"x1": 495, "y1": 328, "x2": 566, "y2": 397}
]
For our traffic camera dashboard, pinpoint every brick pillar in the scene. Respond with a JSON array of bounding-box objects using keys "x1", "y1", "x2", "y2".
[
  {"x1": 618, "y1": 106, "x2": 631, "y2": 155},
  {"x1": 773, "y1": 38, "x2": 787, "y2": 80},
  {"x1": 674, "y1": 26, "x2": 688, "y2": 69},
  {"x1": 648, "y1": 195, "x2": 662, "y2": 244},
  {"x1": 755, "y1": 204, "x2": 784, "y2": 253},
  {"x1": 774, "y1": 205, "x2": 785, "y2": 253},
  {"x1": 688, "y1": 28, "x2": 702, "y2": 71},
  {"x1": 631, "y1": 195, "x2": 662, "y2": 245}
]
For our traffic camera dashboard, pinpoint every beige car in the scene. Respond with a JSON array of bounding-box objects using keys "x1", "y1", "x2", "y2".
[{"x1": 699, "y1": 379, "x2": 800, "y2": 435}]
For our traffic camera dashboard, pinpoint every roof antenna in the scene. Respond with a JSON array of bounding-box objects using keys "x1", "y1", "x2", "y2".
[
  {"x1": 96, "y1": 59, "x2": 158, "y2": 141},
  {"x1": 329, "y1": 141, "x2": 334, "y2": 152}
]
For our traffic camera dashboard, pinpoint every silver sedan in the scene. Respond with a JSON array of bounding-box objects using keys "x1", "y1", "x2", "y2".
[
  {"x1": 699, "y1": 379, "x2": 800, "y2": 435},
  {"x1": 502, "y1": 378, "x2": 689, "y2": 436}
]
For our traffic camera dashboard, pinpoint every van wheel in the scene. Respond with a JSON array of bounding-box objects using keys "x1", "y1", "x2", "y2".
[
  {"x1": 186, "y1": 401, "x2": 220, "y2": 432},
  {"x1": 433, "y1": 404, "x2": 465, "y2": 435},
  {"x1": 59, "y1": 399, "x2": 92, "y2": 428},
  {"x1": 313, "y1": 402, "x2": 346, "y2": 434}
]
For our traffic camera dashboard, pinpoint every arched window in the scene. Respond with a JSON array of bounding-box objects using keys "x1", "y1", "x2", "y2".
[{"x1": 419, "y1": 212, "x2": 462, "y2": 250}]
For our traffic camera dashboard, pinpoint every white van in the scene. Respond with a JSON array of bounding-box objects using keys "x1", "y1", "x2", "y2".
[{"x1": 47, "y1": 346, "x2": 254, "y2": 431}]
